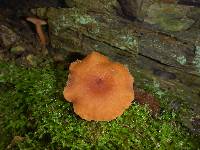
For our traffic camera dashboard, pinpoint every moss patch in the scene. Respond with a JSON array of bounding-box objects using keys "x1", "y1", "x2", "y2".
[{"x1": 0, "y1": 60, "x2": 199, "y2": 149}]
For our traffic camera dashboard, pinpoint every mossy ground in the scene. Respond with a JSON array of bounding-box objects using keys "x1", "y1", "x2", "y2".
[{"x1": 0, "y1": 58, "x2": 199, "y2": 149}]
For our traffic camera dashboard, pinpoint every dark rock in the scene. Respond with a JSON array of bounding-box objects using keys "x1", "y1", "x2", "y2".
[
  {"x1": 0, "y1": 0, "x2": 63, "y2": 9},
  {"x1": 0, "y1": 24, "x2": 20, "y2": 48},
  {"x1": 143, "y1": 3, "x2": 194, "y2": 32},
  {"x1": 178, "y1": 0, "x2": 200, "y2": 7},
  {"x1": 117, "y1": 0, "x2": 143, "y2": 21},
  {"x1": 153, "y1": 69, "x2": 176, "y2": 80}
]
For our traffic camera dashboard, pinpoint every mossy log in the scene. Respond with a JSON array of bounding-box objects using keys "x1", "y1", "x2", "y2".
[{"x1": 32, "y1": 3, "x2": 200, "y2": 133}]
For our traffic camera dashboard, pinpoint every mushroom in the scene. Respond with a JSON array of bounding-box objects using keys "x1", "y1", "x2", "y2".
[
  {"x1": 63, "y1": 51, "x2": 134, "y2": 121},
  {"x1": 26, "y1": 17, "x2": 47, "y2": 47}
]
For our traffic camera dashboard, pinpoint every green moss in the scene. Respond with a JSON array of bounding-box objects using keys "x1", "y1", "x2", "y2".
[{"x1": 0, "y1": 60, "x2": 198, "y2": 149}]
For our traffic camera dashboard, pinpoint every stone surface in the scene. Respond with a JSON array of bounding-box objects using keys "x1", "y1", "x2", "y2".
[
  {"x1": 144, "y1": 3, "x2": 194, "y2": 32},
  {"x1": 118, "y1": 1, "x2": 198, "y2": 32},
  {"x1": 0, "y1": 24, "x2": 20, "y2": 48},
  {"x1": 37, "y1": 8, "x2": 138, "y2": 71}
]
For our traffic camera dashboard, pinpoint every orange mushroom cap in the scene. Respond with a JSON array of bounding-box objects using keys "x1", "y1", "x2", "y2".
[{"x1": 63, "y1": 51, "x2": 134, "y2": 121}]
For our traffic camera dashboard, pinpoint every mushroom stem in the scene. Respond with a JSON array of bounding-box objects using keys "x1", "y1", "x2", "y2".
[{"x1": 35, "y1": 24, "x2": 46, "y2": 48}]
